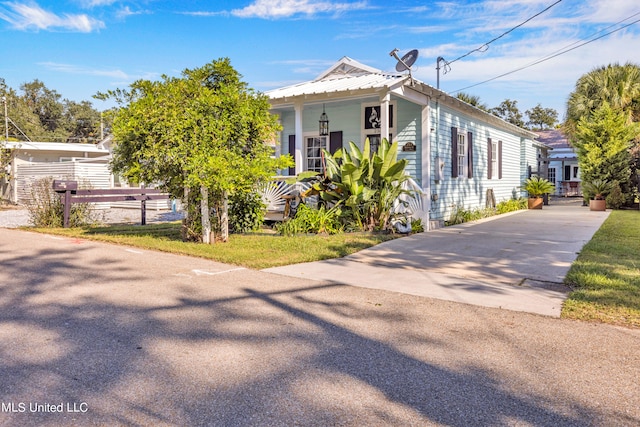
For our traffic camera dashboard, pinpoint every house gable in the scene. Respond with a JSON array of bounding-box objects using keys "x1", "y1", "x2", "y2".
[{"x1": 314, "y1": 57, "x2": 387, "y2": 81}]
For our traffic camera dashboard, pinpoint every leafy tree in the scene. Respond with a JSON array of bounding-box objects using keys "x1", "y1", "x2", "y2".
[
  {"x1": 104, "y1": 58, "x2": 292, "y2": 243},
  {"x1": 489, "y1": 99, "x2": 525, "y2": 127},
  {"x1": 565, "y1": 63, "x2": 640, "y2": 203},
  {"x1": 20, "y1": 79, "x2": 64, "y2": 135},
  {"x1": 526, "y1": 104, "x2": 558, "y2": 130},
  {"x1": 0, "y1": 78, "x2": 103, "y2": 143},
  {"x1": 63, "y1": 100, "x2": 102, "y2": 142},
  {"x1": 571, "y1": 102, "x2": 640, "y2": 203},
  {"x1": 566, "y1": 63, "x2": 640, "y2": 135},
  {"x1": 456, "y1": 92, "x2": 488, "y2": 111}
]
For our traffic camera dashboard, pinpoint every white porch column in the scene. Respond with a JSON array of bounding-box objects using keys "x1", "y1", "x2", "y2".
[
  {"x1": 421, "y1": 102, "x2": 431, "y2": 231},
  {"x1": 294, "y1": 101, "x2": 304, "y2": 175},
  {"x1": 380, "y1": 93, "x2": 390, "y2": 142}
]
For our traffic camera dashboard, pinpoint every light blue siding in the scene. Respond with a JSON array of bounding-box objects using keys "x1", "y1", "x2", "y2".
[
  {"x1": 429, "y1": 102, "x2": 527, "y2": 223},
  {"x1": 272, "y1": 93, "x2": 536, "y2": 225},
  {"x1": 394, "y1": 97, "x2": 421, "y2": 185}
]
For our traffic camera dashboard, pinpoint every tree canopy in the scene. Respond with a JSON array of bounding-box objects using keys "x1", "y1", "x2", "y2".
[
  {"x1": 526, "y1": 104, "x2": 558, "y2": 130},
  {"x1": 104, "y1": 58, "x2": 291, "y2": 242},
  {"x1": 566, "y1": 63, "x2": 640, "y2": 136},
  {"x1": 489, "y1": 99, "x2": 525, "y2": 128},
  {"x1": 565, "y1": 63, "x2": 640, "y2": 205},
  {"x1": 0, "y1": 78, "x2": 103, "y2": 143},
  {"x1": 572, "y1": 102, "x2": 639, "y2": 201}
]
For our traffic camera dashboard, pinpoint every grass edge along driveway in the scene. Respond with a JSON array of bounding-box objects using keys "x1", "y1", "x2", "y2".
[
  {"x1": 28, "y1": 223, "x2": 400, "y2": 270},
  {"x1": 563, "y1": 209, "x2": 640, "y2": 329}
]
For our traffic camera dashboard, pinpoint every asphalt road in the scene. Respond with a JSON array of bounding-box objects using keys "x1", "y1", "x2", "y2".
[{"x1": 1, "y1": 228, "x2": 639, "y2": 426}]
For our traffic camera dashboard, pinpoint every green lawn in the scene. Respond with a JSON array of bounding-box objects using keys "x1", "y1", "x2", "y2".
[
  {"x1": 30, "y1": 223, "x2": 400, "y2": 269},
  {"x1": 563, "y1": 210, "x2": 640, "y2": 328}
]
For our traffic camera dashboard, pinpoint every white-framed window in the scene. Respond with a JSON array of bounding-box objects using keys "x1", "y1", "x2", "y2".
[
  {"x1": 548, "y1": 168, "x2": 556, "y2": 185},
  {"x1": 305, "y1": 136, "x2": 328, "y2": 172},
  {"x1": 490, "y1": 140, "x2": 498, "y2": 179},
  {"x1": 457, "y1": 132, "x2": 467, "y2": 178}
]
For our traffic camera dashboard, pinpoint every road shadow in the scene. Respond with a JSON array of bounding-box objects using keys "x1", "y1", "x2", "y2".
[{"x1": 0, "y1": 235, "x2": 636, "y2": 426}]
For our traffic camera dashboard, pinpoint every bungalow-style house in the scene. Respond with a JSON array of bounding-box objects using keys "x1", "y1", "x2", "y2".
[
  {"x1": 1, "y1": 136, "x2": 170, "y2": 210},
  {"x1": 536, "y1": 129, "x2": 581, "y2": 197},
  {"x1": 266, "y1": 56, "x2": 547, "y2": 229},
  {"x1": 1, "y1": 140, "x2": 111, "y2": 204}
]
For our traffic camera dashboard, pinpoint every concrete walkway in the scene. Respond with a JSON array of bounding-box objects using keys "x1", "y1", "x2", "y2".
[{"x1": 265, "y1": 199, "x2": 610, "y2": 317}]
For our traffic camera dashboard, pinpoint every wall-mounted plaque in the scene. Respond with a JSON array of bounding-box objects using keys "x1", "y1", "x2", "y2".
[{"x1": 402, "y1": 142, "x2": 416, "y2": 152}]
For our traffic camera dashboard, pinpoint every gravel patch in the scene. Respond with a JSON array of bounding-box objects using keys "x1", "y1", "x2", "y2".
[{"x1": 0, "y1": 206, "x2": 184, "y2": 228}]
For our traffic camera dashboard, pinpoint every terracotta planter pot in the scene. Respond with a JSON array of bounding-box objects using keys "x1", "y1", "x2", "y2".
[
  {"x1": 528, "y1": 197, "x2": 543, "y2": 209},
  {"x1": 589, "y1": 199, "x2": 606, "y2": 211}
]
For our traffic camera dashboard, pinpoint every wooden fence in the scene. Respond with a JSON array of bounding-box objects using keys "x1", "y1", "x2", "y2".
[{"x1": 53, "y1": 180, "x2": 170, "y2": 228}]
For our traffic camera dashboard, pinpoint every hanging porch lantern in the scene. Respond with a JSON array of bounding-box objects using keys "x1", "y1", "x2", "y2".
[{"x1": 319, "y1": 104, "x2": 329, "y2": 136}]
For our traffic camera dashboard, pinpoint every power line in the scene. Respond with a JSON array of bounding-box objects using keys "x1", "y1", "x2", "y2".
[
  {"x1": 451, "y1": 14, "x2": 640, "y2": 94},
  {"x1": 444, "y1": 0, "x2": 563, "y2": 69}
]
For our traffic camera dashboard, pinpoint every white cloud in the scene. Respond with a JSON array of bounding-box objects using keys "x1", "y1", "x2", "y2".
[
  {"x1": 231, "y1": 0, "x2": 369, "y2": 19},
  {"x1": 39, "y1": 62, "x2": 159, "y2": 83},
  {"x1": 0, "y1": 2, "x2": 104, "y2": 32},
  {"x1": 115, "y1": 6, "x2": 151, "y2": 20},
  {"x1": 76, "y1": 0, "x2": 118, "y2": 7}
]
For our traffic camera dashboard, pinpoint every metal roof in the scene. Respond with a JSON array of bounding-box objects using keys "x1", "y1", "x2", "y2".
[{"x1": 266, "y1": 73, "x2": 408, "y2": 101}]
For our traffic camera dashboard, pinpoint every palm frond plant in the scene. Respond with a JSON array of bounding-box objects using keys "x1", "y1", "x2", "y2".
[
  {"x1": 522, "y1": 176, "x2": 555, "y2": 198},
  {"x1": 296, "y1": 138, "x2": 415, "y2": 232},
  {"x1": 581, "y1": 179, "x2": 613, "y2": 200},
  {"x1": 522, "y1": 176, "x2": 555, "y2": 209}
]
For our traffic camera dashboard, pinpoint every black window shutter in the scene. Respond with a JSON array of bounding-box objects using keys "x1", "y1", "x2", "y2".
[
  {"x1": 451, "y1": 127, "x2": 458, "y2": 178},
  {"x1": 288, "y1": 135, "x2": 295, "y2": 176},
  {"x1": 467, "y1": 131, "x2": 473, "y2": 178},
  {"x1": 487, "y1": 138, "x2": 493, "y2": 180},
  {"x1": 498, "y1": 140, "x2": 503, "y2": 179},
  {"x1": 329, "y1": 131, "x2": 343, "y2": 155}
]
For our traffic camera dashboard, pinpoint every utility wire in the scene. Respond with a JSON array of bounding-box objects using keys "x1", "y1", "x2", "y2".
[
  {"x1": 444, "y1": 0, "x2": 563, "y2": 69},
  {"x1": 451, "y1": 14, "x2": 640, "y2": 94}
]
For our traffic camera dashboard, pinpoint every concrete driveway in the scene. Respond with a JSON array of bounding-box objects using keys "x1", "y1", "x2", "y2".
[{"x1": 266, "y1": 199, "x2": 610, "y2": 317}]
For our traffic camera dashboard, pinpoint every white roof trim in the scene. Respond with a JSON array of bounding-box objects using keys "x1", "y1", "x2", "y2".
[{"x1": 5, "y1": 141, "x2": 109, "y2": 153}]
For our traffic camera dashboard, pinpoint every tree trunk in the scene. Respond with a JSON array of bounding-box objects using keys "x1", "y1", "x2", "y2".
[
  {"x1": 200, "y1": 185, "x2": 213, "y2": 244},
  {"x1": 181, "y1": 185, "x2": 190, "y2": 241},
  {"x1": 220, "y1": 190, "x2": 229, "y2": 242}
]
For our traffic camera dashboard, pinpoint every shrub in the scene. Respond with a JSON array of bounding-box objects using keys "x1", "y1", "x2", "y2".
[
  {"x1": 275, "y1": 203, "x2": 343, "y2": 236},
  {"x1": 606, "y1": 182, "x2": 625, "y2": 209},
  {"x1": 229, "y1": 190, "x2": 265, "y2": 233},
  {"x1": 496, "y1": 198, "x2": 527, "y2": 214},
  {"x1": 25, "y1": 177, "x2": 99, "y2": 227},
  {"x1": 446, "y1": 204, "x2": 496, "y2": 226},
  {"x1": 411, "y1": 218, "x2": 424, "y2": 233}
]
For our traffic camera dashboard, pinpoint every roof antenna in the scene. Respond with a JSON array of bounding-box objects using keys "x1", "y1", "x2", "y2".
[{"x1": 389, "y1": 48, "x2": 419, "y2": 86}]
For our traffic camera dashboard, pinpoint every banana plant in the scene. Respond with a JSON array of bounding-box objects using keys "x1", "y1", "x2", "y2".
[{"x1": 299, "y1": 138, "x2": 413, "y2": 231}]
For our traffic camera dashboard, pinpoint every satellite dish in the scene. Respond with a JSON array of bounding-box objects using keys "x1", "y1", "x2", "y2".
[
  {"x1": 395, "y1": 49, "x2": 419, "y2": 72},
  {"x1": 389, "y1": 48, "x2": 419, "y2": 86}
]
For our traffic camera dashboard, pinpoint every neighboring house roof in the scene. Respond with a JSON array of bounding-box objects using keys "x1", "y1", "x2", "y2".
[
  {"x1": 5, "y1": 141, "x2": 109, "y2": 154},
  {"x1": 267, "y1": 56, "x2": 538, "y2": 140},
  {"x1": 535, "y1": 130, "x2": 572, "y2": 150}
]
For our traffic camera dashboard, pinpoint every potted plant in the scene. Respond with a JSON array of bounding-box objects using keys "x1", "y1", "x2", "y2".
[
  {"x1": 582, "y1": 179, "x2": 612, "y2": 211},
  {"x1": 522, "y1": 176, "x2": 555, "y2": 209}
]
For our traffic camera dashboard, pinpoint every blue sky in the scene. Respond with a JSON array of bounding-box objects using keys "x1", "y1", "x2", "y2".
[{"x1": 1, "y1": 0, "x2": 639, "y2": 121}]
